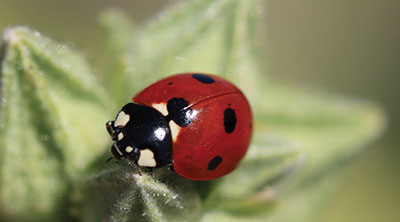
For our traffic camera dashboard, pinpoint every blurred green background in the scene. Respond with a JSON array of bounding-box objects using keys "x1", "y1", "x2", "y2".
[{"x1": 1, "y1": 0, "x2": 399, "y2": 221}]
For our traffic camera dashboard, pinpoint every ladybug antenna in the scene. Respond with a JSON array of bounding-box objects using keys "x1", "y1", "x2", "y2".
[
  {"x1": 124, "y1": 158, "x2": 142, "y2": 176},
  {"x1": 106, "y1": 156, "x2": 113, "y2": 163}
]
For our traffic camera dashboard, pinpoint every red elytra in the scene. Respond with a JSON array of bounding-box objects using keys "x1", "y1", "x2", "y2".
[{"x1": 133, "y1": 73, "x2": 252, "y2": 180}]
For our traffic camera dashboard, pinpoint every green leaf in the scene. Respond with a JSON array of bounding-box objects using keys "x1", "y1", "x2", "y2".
[
  {"x1": 254, "y1": 85, "x2": 385, "y2": 221},
  {"x1": 99, "y1": 9, "x2": 135, "y2": 105},
  {"x1": 205, "y1": 136, "x2": 301, "y2": 214},
  {"x1": 121, "y1": 0, "x2": 263, "y2": 108},
  {"x1": 90, "y1": 0, "x2": 385, "y2": 221},
  {"x1": 82, "y1": 164, "x2": 201, "y2": 222},
  {"x1": 0, "y1": 27, "x2": 111, "y2": 221},
  {"x1": 0, "y1": 0, "x2": 386, "y2": 221},
  {"x1": 81, "y1": 1, "x2": 302, "y2": 221}
]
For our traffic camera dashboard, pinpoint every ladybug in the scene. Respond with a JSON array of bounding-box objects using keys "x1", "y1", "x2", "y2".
[{"x1": 106, "y1": 73, "x2": 252, "y2": 180}]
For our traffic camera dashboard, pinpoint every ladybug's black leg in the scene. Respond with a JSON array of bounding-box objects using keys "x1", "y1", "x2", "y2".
[
  {"x1": 106, "y1": 156, "x2": 113, "y2": 163},
  {"x1": 167, "y1": 158, "x2": 175, "y2": 172},
  {"x1": 105, "y1": 156, "x2": 119, "y2": 164},
  {"x1": 167, "y1": 159, "x2": 175, "y2": 171},
  {"x1": 147, "y1": 168, "x2": 154, "y2": 177}
]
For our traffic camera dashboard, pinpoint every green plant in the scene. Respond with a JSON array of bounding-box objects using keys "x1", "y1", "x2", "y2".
[{"x1": 0, "y1": 0, "x2": 385, "y2": 221}]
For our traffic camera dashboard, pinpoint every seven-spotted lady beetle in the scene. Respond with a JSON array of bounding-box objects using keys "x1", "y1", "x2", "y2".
[{"x1": 106, "y1": 73, "x2": 252, "y2": 180}]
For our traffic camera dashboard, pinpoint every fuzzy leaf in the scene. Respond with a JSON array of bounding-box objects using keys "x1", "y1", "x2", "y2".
[
  {"x1": 82, "y1": 164, "x2": 201, "y2": 222},
  {"x1": 0, "y1": 27, "x2": 111, "y2": 221},
  {"x1": 204, "y1": 136, "x2": 301, "y2": 214},
  {"x1": 81, "y1": 1, "x2": 303, "y2": 221},
  {"x1": 254, "y1": 85, "x2": 385, "y2": 221},
  {"x1": 119, "y1": 0, "x2": 263, "y2": 108},
  {"x1": 99, "y1": 9, "x2": 136, "y2": 105},
  {"x1": 0, "y1": 0, "x2": 385, "y2": 221},
  {"x1": 91, "y1": 0, "x2": 385, "y2": 221}
]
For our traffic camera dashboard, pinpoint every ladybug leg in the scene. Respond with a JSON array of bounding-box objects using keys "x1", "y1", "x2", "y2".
[
  {"x1": 167, "y1": 159, "x2": 175, "y2": 171},
  {"x1": 124, "y1": 158, "x2": 142, "y2": 176},
  {"x1": 105, "y1": 156, "x2": 113, "y2": 163},
  {"x1": 147, "y1": 168, "x2": 154, "y2": 177},
  {"x1": 105, "y1": 155, "x2": 119, "y2": 164}
]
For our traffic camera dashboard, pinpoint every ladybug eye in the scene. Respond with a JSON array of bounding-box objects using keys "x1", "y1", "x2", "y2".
[{"x1": 111, "y1": 144, "x2": 124, "y2": 158}]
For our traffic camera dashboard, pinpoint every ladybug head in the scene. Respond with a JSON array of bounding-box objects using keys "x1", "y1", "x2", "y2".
[{"x1": 106, "y1": 103, "x2": 172, "y2": 168}]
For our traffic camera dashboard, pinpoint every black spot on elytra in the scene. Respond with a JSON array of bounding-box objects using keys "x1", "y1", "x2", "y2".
[
  {"x1": 192, "y1": 73, "x2": 215, "y2": 84},
  {"x1": 249, "y1": 123, "x2": 253, "y2": 129},
  {"x1": 167, "y1": 97, "x2": 194, "y2": 127},
  {"x1": 208, "y1": 156, "x2": 223, "y2": 170},
  {"x1": 224, "y1": 108, "x2": 237, "y2": 134},
  {"x1": 168, "y1": 82, "x2": 173, "y2": 85}
]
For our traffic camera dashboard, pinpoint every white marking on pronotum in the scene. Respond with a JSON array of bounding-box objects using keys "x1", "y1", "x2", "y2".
[
  {"x1": 114, "y1": 111, "x2": 130, "y2": 127},
  {"x1": 113, "y1": 144, "x2": 123, "y2": 156},
  {"x1": 125, "y1": 146, "x2": 134, "y2": 153},
  {"x1": 154, "y1": 127, "x2": 166, "y2": 140},
  {"x1": 169, "y1": 121, "x2": 181, "y2": 142},
  {"x1": 152, "y1": 103, "x2": 168, "y2": 116},
  {"x1": 117, "y1": 132, "x2": 124, "y2": 141},
  {"x1": 138, "y1": 149, "x2": 157, "y2": 167}
]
